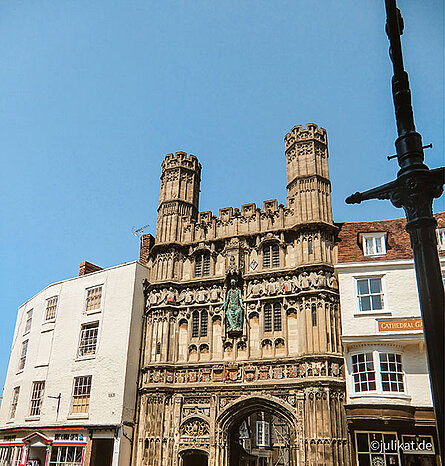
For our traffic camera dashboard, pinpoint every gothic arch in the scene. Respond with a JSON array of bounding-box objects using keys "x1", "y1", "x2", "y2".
[
  {"x1": 215, "y1": 395, "x2": 299, "y2": 466},
  {"x1": 216, "y1": 395, "x2": 298, "y2": 432}
]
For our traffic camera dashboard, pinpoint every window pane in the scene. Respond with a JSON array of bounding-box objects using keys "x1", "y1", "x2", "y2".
[
  {"x1": 352, "y1": 353, "x2": 376, "y2": 392},
  {"x1": 195, "y1": 255, "x2": 202, "y2": 276},
  {"x1": 263, "y1": 246, "x2": 271, "y2": 268},
  {"x1": 359, "y1": 296, "x2": 371, "y2": 311},
  {"x1": 192, "y1": 312, "x2": 199, "y2": 337},
  {"x1": 375, "y1": 237, "x2": 383, "y2": 253},
  {"x1": 45, "y1": 296, "x2": 58, "y2": 320},
  {"x1": 85, "y1": 287, "x2": 102, "y2": 312},
  {"x1": 273, "y1": 303, "x2": 282, "y2": 331},
  {"x1": 365, "y1": 237, "x2": 375, "y2": 255},
  {"x1": 72, "y1": 376, "x2": 92, "y2": 414},
  {"x1": 78, "y1": 323, "x2": 99, "y2": 357},
  {"x1": 357, "y1": 280, "x2": 370, "y2": 295},
  {"x1": 356, "y1": 433, "x2": 369, "y2": 452},
  {"x1": 264, "y1": 304, "x2": 272, "y2": 332},
  {"x1": 369, "y1": 278, "x2": 382, "y2": 294},
  {"x1": 200, "y1": 311, "x2": 208, "y2": 337},
  {"x1": 29, "y1": 381, "x2": 45, "y2": 416},
  {"x1": 371, "y1": 295, "x2": 383, "y2": 310},
  {"x1": 202, "y1": 253, "x2": 210, "y2": 276},
  {"x1": 272, "y1": 245, "x2": 279, "y2": 267}
]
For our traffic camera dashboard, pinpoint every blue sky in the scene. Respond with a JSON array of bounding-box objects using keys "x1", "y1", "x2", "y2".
[{"x1": 0, "y1": 0, "x2": 443, "y2": 391}]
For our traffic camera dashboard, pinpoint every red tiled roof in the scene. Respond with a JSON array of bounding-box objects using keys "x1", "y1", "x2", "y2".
[{"x1": 336, "y1": 212, "x2": 445, "y2": 263}]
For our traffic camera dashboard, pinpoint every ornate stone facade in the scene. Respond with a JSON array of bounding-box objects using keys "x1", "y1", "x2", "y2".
[{"x1": 132, "y1": 124, "x2": 350, "y2": 465}]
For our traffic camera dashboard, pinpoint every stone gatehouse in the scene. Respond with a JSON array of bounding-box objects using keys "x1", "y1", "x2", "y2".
[{"x1": 132, "y1": 123, "x2": 350, "y2": 466}]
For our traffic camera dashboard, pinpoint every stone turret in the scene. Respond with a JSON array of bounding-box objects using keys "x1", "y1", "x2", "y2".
[
  {"x1": 155, "y1": 152, "x2": 201, "y2": 244},
  {"x1": 285, "y1": 123, "x2": 333, "y2": 224}
]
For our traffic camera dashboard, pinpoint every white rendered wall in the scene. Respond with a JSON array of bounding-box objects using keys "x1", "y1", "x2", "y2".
[
  {"x1": 0, "y1": 262, "x2": 147, "y2": 435},
  {"x1": 336, "y1": 259, "x2": 435, "y2": 408}
]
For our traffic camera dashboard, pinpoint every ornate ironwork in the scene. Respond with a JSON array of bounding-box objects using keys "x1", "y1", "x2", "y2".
[{"x1": 346, "y1": 0, "x2": 444, "y2": 459}]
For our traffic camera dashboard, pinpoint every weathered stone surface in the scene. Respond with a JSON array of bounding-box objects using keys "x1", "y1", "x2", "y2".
[{"x1": 132, "y1": 124, "x2": 350, "y2": 465}]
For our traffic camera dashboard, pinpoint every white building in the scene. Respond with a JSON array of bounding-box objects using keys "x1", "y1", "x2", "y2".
[
  {"x1": 0, "y1": 261, "x2": 148, "y2": 466},
  {"x1": 336, "y1": 215, "x2": 444, "y2": 466}
]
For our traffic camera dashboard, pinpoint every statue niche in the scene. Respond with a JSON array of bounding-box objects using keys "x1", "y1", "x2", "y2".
[{"x1": 223, "y1": 278, "x2": 244, "y2": 338}]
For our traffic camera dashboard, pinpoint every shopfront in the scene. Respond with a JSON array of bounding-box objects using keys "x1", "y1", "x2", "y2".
[{"x1": 0, "y1": 431, "x2": 87, "y2": 466}]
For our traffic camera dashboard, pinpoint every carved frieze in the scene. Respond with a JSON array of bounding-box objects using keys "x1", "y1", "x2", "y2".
[{"x1": 142, "y1": 359, "x2": 343, "y2": 387}]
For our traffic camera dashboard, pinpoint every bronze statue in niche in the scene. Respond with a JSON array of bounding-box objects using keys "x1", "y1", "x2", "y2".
[{"x1": 223, "y1": 279, "x2": 244, "y2": 336}]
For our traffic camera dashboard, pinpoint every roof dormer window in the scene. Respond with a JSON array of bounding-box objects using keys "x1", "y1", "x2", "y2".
[{"x1": 362, "y1": 233, "x2": 386, "y2": 257}]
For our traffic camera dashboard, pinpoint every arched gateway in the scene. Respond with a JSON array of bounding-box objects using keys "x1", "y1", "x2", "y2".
[
  {"x1": 132, "y1": 127, "x2": 350, "y2": 465},
  {"x1": 216, "y1": 396, "x2": 298, "y2": 466}
]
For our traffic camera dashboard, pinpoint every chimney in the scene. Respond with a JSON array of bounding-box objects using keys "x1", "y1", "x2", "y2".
[{"x1": 79, "y1": 261, "x2": 103, "y2": 276}]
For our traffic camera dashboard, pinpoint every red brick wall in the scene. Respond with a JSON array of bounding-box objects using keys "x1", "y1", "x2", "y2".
[
  {"x1": 79, "y1": 261, "x2": 103, "y2": 276},
  {"x1": 337, "y1": 212, "x2": 445, "y2": 263},
  {"x1": 139, "y1": 234, "x2": 155, "y2": 265}
]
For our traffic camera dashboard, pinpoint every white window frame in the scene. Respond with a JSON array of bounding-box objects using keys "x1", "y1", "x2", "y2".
[
  {"x1": 77, "y1": 322, "x2": 99, "y2": 358},
  {"x1": 29, "y1": 381, "x2": 45, "y2": 417},
  {"x1": 362, "y1": 232, "x2": 387, "y2": 257},
  {"x1": 70, "y1": 375, "x2": 92, "y2": 417},
  {"x1": 9, "y1": 387, "x2": 20, "y2": 420},
  {"x1": 0, "y1": 445, "x2": 24, "y2": 466},
  {"x1": 256, "y1": 420, "x2": 270, "y2": 447},
  {"x1": 355, "y1": 275, "x2": 386, "y2": 313},
  {"x1": 349, "y1": 350, "x2": 406, "y2": 396},
  {"x1": 49, "y1": 445, "x2": 84, "y2": 465},
  {"x1": 351, "y1": 352, "x2": 376, "y2": 393},
  {"x1": 437, "y1": 228, "x2": 445, "y2": 251},
  {"x1": 18, "y1": 340, "x2": 28, "y2": 371},
  {"x1": 24, "y1": 309, "x2": 33, "y2": 334},
  {"x1": 45, "y1": 296, "x2": 58, "y2": 321},
  {"x1": 84, "y1": 285, "x2": 103, "y2": 314}
]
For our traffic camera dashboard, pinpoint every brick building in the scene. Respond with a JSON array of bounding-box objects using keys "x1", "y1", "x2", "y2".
[
  {"x1": 131, "y1": 123, "x2": 349, "y2": 466},
  {"x1": 335, "y1": 214, "x2": 445, "y2": 466}
]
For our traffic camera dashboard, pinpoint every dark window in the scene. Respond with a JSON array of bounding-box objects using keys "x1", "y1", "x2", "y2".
[
  {"x1": 263, "y1": 244, "x2": 280, "y2": 268},
  {"x1": 311, "y1": 303, "x2": 317, "y2": 326},
  {"x1": 308, "y1": 237, "x2": 313, "y2": 255},
  {"x1": 195, "y1": 252, "x2": 210, "y2": 277},
  {"x1": 264, "y1": 304, "x2": 272, "y2": 332},
  {"x1": 357, "y1": 278, "x2": 384, "y2": 311},
  {"x1": 273, "y1": 303, "x2": 282, "y2": 331},
  {"x1": 200, "y1": 310, "x2": 208, "y2": 337},
  {"x1": 192, "y1": 311, "x2": 200, "y2": 337},
  {"x1": 156, "y1": 342, "x2": 161, "y2": 354}
]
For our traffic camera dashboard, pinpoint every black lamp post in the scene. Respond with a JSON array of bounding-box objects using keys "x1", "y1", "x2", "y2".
[{"x1": 346, "y1": 0, "x2": 444, "y2": 460}]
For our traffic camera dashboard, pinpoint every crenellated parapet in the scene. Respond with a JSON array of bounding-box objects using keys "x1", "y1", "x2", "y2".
[
  {"x1": 161, "y1": 151, "x2": 201, "y2": 172},
  {"x1": 284, "y1": 123, "x2": 327, "y2": 150}
]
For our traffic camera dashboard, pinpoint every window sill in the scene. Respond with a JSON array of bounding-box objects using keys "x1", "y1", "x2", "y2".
[
  {"x1": 363, "y1": 253, "x2": 387, "y2": 258},
  {"x1": 23, "y1": 330, "x2": 30, "y2": 337},
  {"x1": 353, "y1": 311, "x2": 392, "y2": 317},
  {"x1": 84, "y1": 309, "x2": 102, "y2": 316},
  {"x1": 25, "y1": 416, "x2": 40, "y2": 421},
  {"x1": 16, "y1": 369, "x2": 24, "y2": 375},
  {"x1": 41, "y1": 321, "x2": 56, "y2": 332},
  {"x1": 75, "y1": 355, "x2": 96, "y2": 362},
  {"x1": 349, "y1": 392, "x2": 411, "y2": 400},
  {"x1": 67, "y1": 413, "x2": 89, "y2": 420}
]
